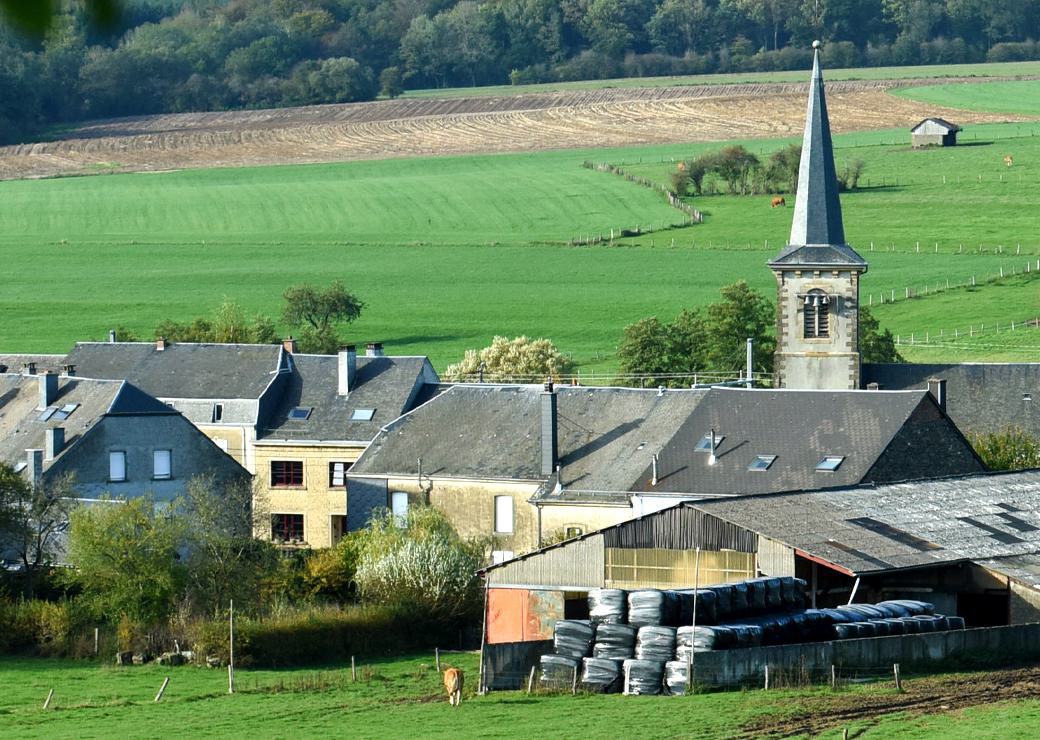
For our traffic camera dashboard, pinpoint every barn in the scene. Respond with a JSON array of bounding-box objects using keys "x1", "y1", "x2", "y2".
[
  {"x1": 478, "y1": 469, "x2": 1040, "y2": 689},
  {"x1": 911, "y1": 118, "x2": 961, "y2": 148}
]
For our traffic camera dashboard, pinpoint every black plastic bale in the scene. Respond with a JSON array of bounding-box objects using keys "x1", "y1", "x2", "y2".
[
  {"x1": 676, "y1": 625, "x2": 735, "y2": 657},
  {"x1": 674, "y1": 589, "x2": 718, "y2": 626},
  {"x1": 664, "y1": 661, "x2": 690, "y2": 695},
  {"x1": 712, "y1": 585, "x2": 733, "y2": 620},
  {"x1": 746, "y1": 579, "x2": 768, "y2": 614},
  {"x1": 946, "y1": 616, "x2": 966, "y2": 630},
  {"x1": 554, "y1": 620, "x2": 595, "y2": 660},
  {"x1": 581, "y1": 657, "x2": 624, "y2": 693},
  {"x1": 763, "y1": 578, "x2": 784, "y2": 610},
  {"x1": 628, "y1": 590, "x2": 679, "y2": 628},
  {"x1": 593, "y1": 623, "x2": 637, "y2": 659},
  {"x1": 588, "y1": 589, "x2": 628, "y2": 625},
  {"x1": 729, "y1": 582, "x2": 750, "y2": 617},
  {"x1": 623, "y1": 659, "x2": 665, "y2": 695},
  {"x1": 635, "y1": 626, "x2": 677, "y2": 662},
  {"x1": 540, "y1": 654, "x2": 580, "y2": 690}
]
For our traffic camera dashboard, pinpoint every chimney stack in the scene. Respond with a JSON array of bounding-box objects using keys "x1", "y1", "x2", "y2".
[
  {"x1": 708, "y1": 428, "x2": 718, "y2": 466},
  {"x1": 39, "y1": 371, "x2": 58, "y2": 409},
  {"x1": 45, "y1": 428, "x2": 64, "y2": 461},
  {"x1": 282, "y1": 337, "x2": 297, "y2": 354},
  {"x1": 27, "y1": 449, "x2": 43, "y2": 489},
  {"x1": 338, "y1": 345, "x2": 357, "y2": 396},
  {"x1": 156, "y1": 337, "x2": 168, "y2": 351},
  {"x1": 541, "y1": 380, "x2": 558, "y2": 477},
  {"x1": 366, "y1": 342, "x2": 384, "y2": 357},
  {"x1": 24, "y1": 361, "x2": 37, "y2": 376},
  {"x1": 108, "y1": 329, "x2": 117, "y2": 343},
  {"x1": 866, "y1": 382, "x2": 880, "y2": 391},
  {"x1": 927, "y1": 378, "x2": 948, "y2": 412},
  {"x1": 62, "y1": 364, "x2": 76, "y2": 377}
]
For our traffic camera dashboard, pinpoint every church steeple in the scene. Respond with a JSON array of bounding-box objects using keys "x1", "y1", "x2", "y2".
[
  {"x1": 768, "y1": 43, "x2": 868, "y2": 391},
  {"x1": 769, "y1": 43, "x2": 865, "y2": 270}
]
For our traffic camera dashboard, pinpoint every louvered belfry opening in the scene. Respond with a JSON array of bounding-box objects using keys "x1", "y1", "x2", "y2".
[{"x1": 803, "y1": 290, "x2": 830, "y2": 338}]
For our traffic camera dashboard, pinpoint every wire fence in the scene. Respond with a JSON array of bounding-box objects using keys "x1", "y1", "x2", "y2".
[{"x1": 894, "y1": 316, "x2": 1040, "y2": 349}]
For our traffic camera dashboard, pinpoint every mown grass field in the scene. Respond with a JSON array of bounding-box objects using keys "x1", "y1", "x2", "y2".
[
  {"x1": 895, "y1": 80, "x2": 1040, "y2": 116},
  {"x1": 2, "y1": 113, "x2": 1039, "y2": 371},
  {"x1": 404, "y1": 60, "x2": 1040, "y2": 99},
  {"x1": 3, "y1": 655, "x2": 1040, "y2": 739}
]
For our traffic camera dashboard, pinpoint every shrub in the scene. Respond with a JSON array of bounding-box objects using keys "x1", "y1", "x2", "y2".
[
  {"x1": 0, "y1": 599, "x2": 75, "y2": 656},
  {"x1": 972, "y1": 428, "x2": 1040, "y2": 471}
]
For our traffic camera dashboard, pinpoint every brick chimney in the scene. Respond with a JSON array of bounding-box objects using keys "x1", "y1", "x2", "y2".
[
  {"x1": 541, "y1": 380, "x2": 558, "y2": 477},
  {"x1": 27, "y1": 449, "x2": 43, "y2": 489},
  {"x1": 156, "y1": 337, "x2": 168, "y2": 351},
  {"x1": 282, "y1": 337, "x2": 297, "y2": 354},
  {"x1": 927, "y1": 378, "x2": 948, "y2": 412},
  {"x1": 39, "y1": 371, "x2": 58, "y2": 409},
  {"x1": 338, "y1": 345, "x2": 357, "y2": 396},
  {"x1": 45, "y1": 428, "x2": 64, "y2": 461}
]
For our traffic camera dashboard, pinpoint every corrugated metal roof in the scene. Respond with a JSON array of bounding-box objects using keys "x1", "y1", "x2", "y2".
[{"x1": 693, "y1": 470, "x2": 1040, "y2": 577}]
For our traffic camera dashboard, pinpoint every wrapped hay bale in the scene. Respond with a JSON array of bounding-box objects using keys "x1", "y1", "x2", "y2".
[
  {"x1": 635, "y1": 625, "x2": 677, "y2": 662},
  {"x1": 712, "y1": 584, "x2": 733, "y2": 621},
  {"x1": 581, "y1": 657, "x2": 623, "y2": 693},
  {"x1": 746, "y1": 579, "x2": 768, "y2": 615},
  {"x1": 674, "y1": 589, "x2": 718, "y2": 626},
  {"x1": 664, "y1": 660, "x2": 690, "y2": 695},
  {"x1": 592, "y1": 623, "x2": 637, "y2": 659},
  {"x1": 763, "y1": 578, "x2": 784, "y2": 610},
  {"x1": 628, "y1": 589, "x2": 679, "y2": 628},
  {"x1": 623, "y1": 659, "x2": 664, "y2": 695},
  {"x1": 540, "y1": 654, "x2": 579, "y2": 690},
  {"x1": 554, "y1": 619, "x2": 594, "y2": 660},
  {"x1": 675, "y1": 625, "x2": 735, "y2": 659},
  {"x1": 729, "y1": 582, "x2": 750, "y2": 618},
  {"x1": 946, "y1": 616, "x2": 966, "y2": 630},
  {"x1": 780, "y1": 577, "x2": 807, "y2": 608},
  {"x1": 588, "y1": 588, "x2": 628, "y2": 625},
  {"x1": 880, "y1": 599, "x2": 933, "y2": 616}
]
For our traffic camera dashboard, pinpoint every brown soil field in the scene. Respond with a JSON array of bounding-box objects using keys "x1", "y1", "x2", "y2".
[
  {"x1": 0, "y1": 77, "x2": 1033, "y2": 179},
  {"x1": 739, "y1": 666, "x2": 1040, "y2": 738}
]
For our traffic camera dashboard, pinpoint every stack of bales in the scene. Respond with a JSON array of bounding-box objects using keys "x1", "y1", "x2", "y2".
[{"x1": 538, "y1": 577, "x2": 964, "y2": 696}]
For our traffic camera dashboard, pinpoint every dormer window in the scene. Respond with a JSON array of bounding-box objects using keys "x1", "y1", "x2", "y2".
[{"x1": 803, "y1": 290, "x2": 830, "y2": 338}]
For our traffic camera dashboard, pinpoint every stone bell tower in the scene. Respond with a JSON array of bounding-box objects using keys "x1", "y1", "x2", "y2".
[{"x1": 769, "y1": 43, "x2": 867, "y2": 390}]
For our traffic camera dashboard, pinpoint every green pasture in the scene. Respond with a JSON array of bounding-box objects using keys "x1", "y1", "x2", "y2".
[
  {"x1": 2, "y1": 121, "x2": 1040, "y2": 371},
  {"x1": 2, "y1": 655, "x2": 1040, "y2": 739},
  {"x1": 403, "y1": 60, "x2": 1040, "y2": 99},
  {"x1": 895, "y1": 80, "x2": 1040, "y2": 116}
]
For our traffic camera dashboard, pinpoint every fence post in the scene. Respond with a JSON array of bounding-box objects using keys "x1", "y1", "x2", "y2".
[
  {"x1": 764, "y1": 664, "x2": 770, "y2": 690},
  {"x1": 94, "y1": 627, "x2": 99, "y2": 656},
  {"x1": 894, "y1": 663, "x2": 902, "y2": 692},
  {"x1": 571, "y1": 665, "x2": 578, "y2": 695},
  {"x1": 155, "y1": 677, "x2": 170, "y2": 702},
  {"x1": 527, "y1": 666, "x2": 536, "y2": 695},
  {"x1": 43, "y1": 689, "x2": 54, "y2": 710},
  {"x1": 830, "y1": 664, "x2": 836, "y2": 688},
  {"x1": 352, "y1": 656, "x2": 357, "y2": 681},
  {"x1": 435, "y1": 648, "x2": 440, "y2": 672}
]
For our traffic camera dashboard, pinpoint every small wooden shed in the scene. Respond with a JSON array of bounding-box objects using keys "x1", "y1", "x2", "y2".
[{"x1": 911, "y1": 118, "x2": 961, "y2": 148}]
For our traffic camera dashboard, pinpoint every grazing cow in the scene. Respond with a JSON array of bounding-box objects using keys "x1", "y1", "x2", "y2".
[
  {"x1": 771, "y1": 196, "x2": 786, "y2": 208},
  {"x1": 1004, "y1": 155, "x2": 1014, "y2": 168},
  {"x1": 444, "y1": 667, "x2": 464, "y2": 706}
]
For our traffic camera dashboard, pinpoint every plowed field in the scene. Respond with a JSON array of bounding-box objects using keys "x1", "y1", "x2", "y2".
[{"x1": 1, "y1": 77, "x2": 1032, "y2": 180}]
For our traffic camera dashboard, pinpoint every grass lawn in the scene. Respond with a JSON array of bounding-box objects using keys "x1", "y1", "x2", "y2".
[
  {"x1": 3, "y1": 121, "x2": 1040, "y2": 371},
  {"x1": 3, "y1": 655, "x2": 1040, "y2": 739},
  {"x1": 401, "y1": 60, "x2": 1040, "y2": 99},
  {"x1": 894, "y1": 80, "x2": 1040, "y2": 116}
]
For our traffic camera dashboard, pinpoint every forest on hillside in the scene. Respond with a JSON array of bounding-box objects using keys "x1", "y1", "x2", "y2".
[{"x1": 3, "y1": 0, "x2": 1040, "y2": 143}]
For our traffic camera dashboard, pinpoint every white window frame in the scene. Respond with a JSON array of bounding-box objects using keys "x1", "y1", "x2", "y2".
[
  {"x1": 494, "y1": 495, "x2": 514, "y2": 534},
  {"x1": 329, "y1": 461, "x2": 348, "y2": 488},
  {"x1": 391, "y1": 491, "x2": 409, "y2": 527},
  {"x1": 492, "y1": 550, "x2": 515, "y2": 565},
  {"x1": 152, "y1": 449, "x2": 172, "y2": 480},
  {"x1": 109, "y1": 450, "x2": 126, "y2": 482}
]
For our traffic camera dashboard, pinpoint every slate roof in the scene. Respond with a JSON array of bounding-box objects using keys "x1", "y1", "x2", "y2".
[
  {"x1": 911, "y1": 118, "x2": 961, "y2": 133},
  {"x1": 692, "y1": 469, "x2": 1040, "y2": 581},
  {"x1": 627, "y1": 387, "x2": 933, "y2": 496},
  {"x1": 768, "y1": 48, "x2": 866, "y2": 271},
  {"x1": 64, "y1": 342, "x2": 287, "y2": 399},
  {"x1": 0, "y1": 373, "x2": 174, "y2": 474},
  {"x1": 0, "y1": 355, "x2": 66, "y2": 375},
  {"x1": 349, "y1": 384, "x2": 709, "y2": 489},
  {"x1": 258, "y1": 354, "x2": 435, "y2": 444},
  {"x1": 862, "y1": 362, "x2": 1040, "y2": 438}
]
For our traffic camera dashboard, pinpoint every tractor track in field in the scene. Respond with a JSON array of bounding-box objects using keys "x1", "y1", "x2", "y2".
[
  {"x1": 1, "y1": 75, "x2": 1036, "y2": 180},
  {"x1": 736, "y1": 666, "x2": 1040, "y2": 738}
]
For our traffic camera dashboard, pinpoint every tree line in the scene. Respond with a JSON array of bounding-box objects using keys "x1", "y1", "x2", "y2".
[{"x1": 5, "y1": 0, "x2": 1040, "y2": 143}]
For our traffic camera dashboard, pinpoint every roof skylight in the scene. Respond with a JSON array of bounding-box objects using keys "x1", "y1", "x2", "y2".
[
  {"x1": 352, "y1": 408, "x2": 375, "y2": 421},
  {"x1": 748, "y1": 455, "x2": 777, "y2": 472},
  {"x1": 694, "y1": 434, "x2": 724, "y2": 451},
  {"x1": 816, "y1": 455, "x2": 844, "y2": 472},
  {"x1": 288, "y1": 406, "x2": 312, "y2": 421}
]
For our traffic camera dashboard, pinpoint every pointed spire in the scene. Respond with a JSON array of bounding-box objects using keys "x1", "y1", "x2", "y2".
[{"x1": 769, "y1": 43, "x2": 865, "y2": 269}]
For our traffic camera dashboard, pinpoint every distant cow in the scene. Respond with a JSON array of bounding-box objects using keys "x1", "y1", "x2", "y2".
[
  {"x1": 771, "y1": 196, "x2": 786, "y2": 208},
  {"x1": 1004, "y1": 155, "x2": 1014, "y2": 168},
  {"x1": 444, "y1": 667, "x2": 464, "y2": 706}
]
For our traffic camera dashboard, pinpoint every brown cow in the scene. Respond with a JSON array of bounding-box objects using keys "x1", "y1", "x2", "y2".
[
  {"x1": 1004, "y1": 155, "x2": 1014, "y2": 168},
  {"x1": 771, "y1": 196, "x2": 786, "y2": 208},
  {"x1": 444, "y1": 667, "x2": 464, "y2": 706}
]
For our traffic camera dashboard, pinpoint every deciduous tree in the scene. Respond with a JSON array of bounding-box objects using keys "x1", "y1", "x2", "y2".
[
  {"x1": 282, "y1": 280, "x2": 365, "y2": 354},
  {"x1": 0, "y1": 465, "x2": 74, "y2": 598},
  {"x1": 443, "y1": 335, "x2": 574, "y2": 382}
]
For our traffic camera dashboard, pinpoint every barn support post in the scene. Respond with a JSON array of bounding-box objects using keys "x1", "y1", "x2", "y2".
[{"x1": 477, "y1": 581, "x2": 490, "y2": 695}]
